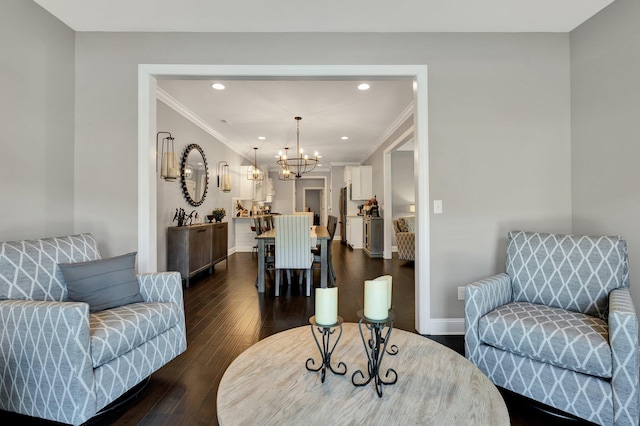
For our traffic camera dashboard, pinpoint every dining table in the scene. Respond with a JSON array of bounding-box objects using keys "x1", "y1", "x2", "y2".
[{"x1": 255, "y1": 225, "x2": 331, "y2": 293}]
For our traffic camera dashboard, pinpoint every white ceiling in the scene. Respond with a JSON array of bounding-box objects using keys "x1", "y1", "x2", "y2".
[
  {"x1": 33, "y1": 0, "x2": 614, "y2": 33},
  {"x1": 157, "y1": 79, "x2": 415, "y2": 167}
]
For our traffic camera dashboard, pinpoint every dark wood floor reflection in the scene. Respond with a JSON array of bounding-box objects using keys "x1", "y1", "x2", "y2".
[{"x1": 1, "y1": 242, "x2": 592, "y2": 425}]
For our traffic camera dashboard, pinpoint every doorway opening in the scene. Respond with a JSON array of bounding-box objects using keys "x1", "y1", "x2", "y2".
[{"x1": 137, "y1": 64, "x2": 430, "y2": 333}]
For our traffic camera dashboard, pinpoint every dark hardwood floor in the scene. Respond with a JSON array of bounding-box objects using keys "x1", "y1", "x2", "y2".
[{"x1": 2, "y1": 242, "x2": 593, "y2": 425}]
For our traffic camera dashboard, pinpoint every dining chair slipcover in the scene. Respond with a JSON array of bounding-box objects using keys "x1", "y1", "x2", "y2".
[{"x1": 274, "y1": 215, "x2": 313, "y2": 296}]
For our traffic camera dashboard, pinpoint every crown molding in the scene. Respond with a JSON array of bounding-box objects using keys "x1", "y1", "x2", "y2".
[
  {"x1": 156, "y1": 87, "x2": 252, "y2": 162},
  {"x1": 361, "y1": 101, "x2": 415, "y2": 164}
]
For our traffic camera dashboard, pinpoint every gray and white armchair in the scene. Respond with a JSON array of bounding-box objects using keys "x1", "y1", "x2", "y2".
[
  {"x1": 0, "y1": 234, "x2": 186, "y2": 425},
  {"x1": 465, "y1": 230, "x2": 639, "y2": 425}
]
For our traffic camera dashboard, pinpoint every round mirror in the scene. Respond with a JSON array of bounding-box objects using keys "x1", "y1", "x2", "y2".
[{"x1": 180, "y1": 144, "x2": 209, "y2": 206}]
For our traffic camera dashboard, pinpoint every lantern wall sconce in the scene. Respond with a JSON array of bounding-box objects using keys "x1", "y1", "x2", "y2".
[
  {"x1": 218, "y1": 161, "x2": 232, "y2": 193},
  {"x1": 156, "y1": 131, "x2": 179, "y2": 181}
]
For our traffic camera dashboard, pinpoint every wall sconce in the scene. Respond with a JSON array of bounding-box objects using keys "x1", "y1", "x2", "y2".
[
  {"x1": 409, "y1": 204, "x2": 415, "y2": 213},
  {"x1": 217, "y1": 161, "x2": 232, "y2": 193},
  {"x1": 156, "y1": 131, "x2": 179, "y2": 181}
]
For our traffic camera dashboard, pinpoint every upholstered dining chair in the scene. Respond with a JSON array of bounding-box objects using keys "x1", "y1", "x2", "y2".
[
  {"x1": 313, "y1": 215, "x2": 338, "y2": 285},
  {"x1": 465, "y1": 230, "x2": 638, "y2": 426},
  {"x1": 274, "y1": 215, "x2": 313, "y2": 297}
]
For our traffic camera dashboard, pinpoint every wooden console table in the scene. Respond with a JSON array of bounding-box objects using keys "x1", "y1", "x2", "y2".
[
  {"x1": 217, "y1": 323, "x2": 509, "y2": 425},
  {"x1": 167, "y1": 222, "x2": 228, "y2": 287}
]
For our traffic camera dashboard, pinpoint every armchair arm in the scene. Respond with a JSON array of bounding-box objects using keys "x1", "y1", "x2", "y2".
[
  {"x1": 0, "y1": 300, "x2": 96, "y2": 425},
  {"x1": 464, "y1": 273, "x2": 513, "y2": 363},
  {"x1": 137, "y1": 272, "x2": 184, "y2": 307},
  {"x1": 609, "y1": 288, "x2": 639, "y2": 426},
  {"x1": 395, "y1": 232, "x2": 415, "y2": 260},
  {"x1": 137, "y1": 272, "x2": 187, "y2": 353}
]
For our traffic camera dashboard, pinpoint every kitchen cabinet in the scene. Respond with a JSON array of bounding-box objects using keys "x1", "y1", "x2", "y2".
[
  {"x1": 346, "y1": 215, "x2": 363, "y2": 249},
  {"x1": 350, "y1": 165, "x2": 372, "y2": 201},
  {"x1": 211, "y1": 222, "x2": 229, "y2": 266},
  {"x1": 363, "y1": 216, "x2": 383, "y2": 258},
  {"x1": 167, "y1": 222, "x2": 228, "y2": 287}
]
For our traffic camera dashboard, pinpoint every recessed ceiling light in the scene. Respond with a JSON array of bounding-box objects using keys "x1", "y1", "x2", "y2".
[
  {"x1": 211, "y1": 83, "x2": 225, "y2": 90},
  {"x1": 357, "y1": 83, "x2": 370, "y2": 91},
  {"x1": 341, "y1": 136, "x2": 349, "y2": 140},
  {"x1": 258, "y1": 136, "x2": 266, "y2": 140}
]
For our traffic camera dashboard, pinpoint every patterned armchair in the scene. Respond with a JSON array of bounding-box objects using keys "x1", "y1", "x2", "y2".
[
  {"x1": 393, "y1": 216, "x2": 415, "y2": 261},
  {"x1": 465, "y1": 231, "x2": 638, "y2": 425},
  {"x1": 0, "y1": 234, "x2": 187, "y2": 425}
]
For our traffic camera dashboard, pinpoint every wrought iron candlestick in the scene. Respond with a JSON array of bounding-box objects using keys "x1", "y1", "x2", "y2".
[
  {"x1": 352, "y1": 309, "x2": 398, "y2": 397},
  {"x1": 306, "y1": 316, "x2": 347, "y2": 383}
]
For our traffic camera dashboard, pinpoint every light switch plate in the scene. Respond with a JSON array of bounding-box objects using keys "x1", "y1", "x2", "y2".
[
  {"x1": 458, "y1": 286, "x2": 465, "y2": 301},
  {"x1": 434, "y1": 200, "x2": 443, "y2": 214}
]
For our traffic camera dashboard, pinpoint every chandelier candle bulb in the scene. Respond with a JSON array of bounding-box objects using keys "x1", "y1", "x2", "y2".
[
  {"x1": 364, "y1": 280, "x2": 389, "y2": 320},
  {"x1": 374, "y1": 275, "x2": 393, "y2": 310},
  {"x1": 315, "y1": 287, "x2": 338, "y2": 326}
]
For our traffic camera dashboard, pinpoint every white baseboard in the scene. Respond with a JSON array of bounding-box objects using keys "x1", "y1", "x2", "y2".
[
  {"x1": 428, "y1": 318, "x2": 465, "y2": 335},
  {"x1": 228, "y1": 247, "x2": 237, "y2": 255},
  {"x1": 234, "y1": 245, "x2": 255, "y2": 253},
  {"x1": 392, "y1": 245, "x2": 397, "y2": 252}
]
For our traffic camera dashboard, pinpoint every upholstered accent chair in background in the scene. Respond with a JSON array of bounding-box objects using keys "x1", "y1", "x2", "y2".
[
  {"x1": 465, "y1": 231, "x2": 638, "y2": 426},
  {"x1": 393, "y1": 216, "x2": 415, "y2": 261},
  {"x1": 0, "y1": 234, "x2": 187, "y2": 425}
]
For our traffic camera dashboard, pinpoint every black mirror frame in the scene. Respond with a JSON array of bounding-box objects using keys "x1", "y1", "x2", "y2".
[{"x1": 180, "y1": 143, "x2": 209, "y2": 207}]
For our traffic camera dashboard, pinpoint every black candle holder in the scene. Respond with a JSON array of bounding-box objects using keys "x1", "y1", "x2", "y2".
[
  {"x1": 306, "y1": 316, "x2": 347, "y2": 383},
  {"x1": 351, "y1": 309, "x2": 398, "y2": 397}
]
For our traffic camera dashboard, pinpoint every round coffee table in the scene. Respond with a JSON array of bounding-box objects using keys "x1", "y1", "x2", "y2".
[{"x1": 217, "y1": 323, "x2": 509, "y2": 425}]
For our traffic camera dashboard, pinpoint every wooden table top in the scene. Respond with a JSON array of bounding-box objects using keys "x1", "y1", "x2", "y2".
[
  {"x1": 256, "y1": 225, "x2": 330, "y2": 240},
  {"x1": 217, "y1": 323, "x2": 509, "y2": 425}
]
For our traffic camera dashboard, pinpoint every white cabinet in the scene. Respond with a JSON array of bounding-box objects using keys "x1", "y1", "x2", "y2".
[
  {"x1": 350, "y1": 166, "x2": 372, "y2": 201},
  {"x1": 346, "y1": 216, "x2": 363, "y2": 249},
  {"x1": 343, "y1": 166, "x2": 353, "y2": 186}
]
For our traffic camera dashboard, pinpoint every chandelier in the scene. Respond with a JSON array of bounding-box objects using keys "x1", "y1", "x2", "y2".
[
  {"x1": 247, "y1": 147, "x2": 264, "y2": 181},
  {"x1": 276, "y1": 116, "x2": 320, "y2": 180}
]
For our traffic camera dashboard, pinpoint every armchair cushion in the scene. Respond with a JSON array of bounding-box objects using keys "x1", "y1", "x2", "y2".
[
  {"x1": 479, "y1": 301, "x2": 611, "y2": 378},
  {"x1": 89, "y1": 301, "x2": 181, "y2": 368},
  {"x1": 60, "y1": 252, "x2": 143, "y2": 312},
  {"x1": 506, "y1": 231, "x2": 628, "y2": 319}
]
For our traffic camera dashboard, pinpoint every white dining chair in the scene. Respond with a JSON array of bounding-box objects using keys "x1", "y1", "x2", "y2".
[{"x1": 274, "y1": 215, "x2": 313, "y2": 296}]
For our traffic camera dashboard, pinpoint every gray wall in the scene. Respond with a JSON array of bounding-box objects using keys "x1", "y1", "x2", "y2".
[
  {"x1": 0, "y1": 25, "x2": 568, "y2": 319},
  {"x1": 156, "y1": 101, "x2": 241, "y2": 271},
  {"x1": 570, "y1": 0, "x2": 640, "y2": 302},
  {"x1": 362, "y1": 37, "x2": 572, "y2": 318},
  {"x1": 391, "y1": 150, "x2": 415, "y2": 246},
  {"x1": 71, "y1": 32, "x2": 572, "y2": 319},
  {"x1": 0, "y1": 0, "x2": 75, "y2": 241}
]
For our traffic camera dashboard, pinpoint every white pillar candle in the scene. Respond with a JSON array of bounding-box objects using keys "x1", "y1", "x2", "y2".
[
  {"x1": 315, "y1": 287, "x2": 338, "y2": 325},
  {"x1": 374, "y1": 275, "x2": 393, "y2": 310},
  {"x1": 364, "y1": 280, "x2": 388, "y2": 320}
]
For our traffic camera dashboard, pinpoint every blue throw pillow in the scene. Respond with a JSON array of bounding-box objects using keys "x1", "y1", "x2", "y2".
[{"x1": 59, "y1": 252, "x2": 144, "y2": 312}]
